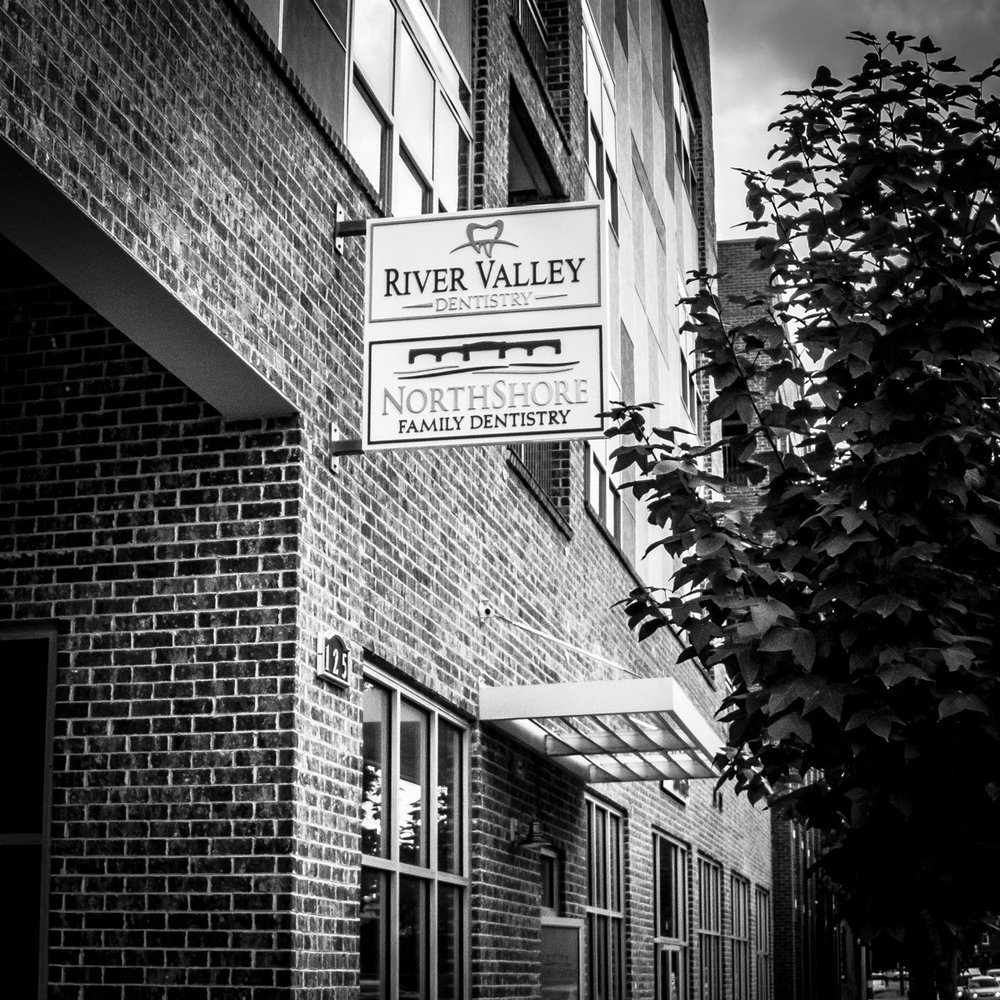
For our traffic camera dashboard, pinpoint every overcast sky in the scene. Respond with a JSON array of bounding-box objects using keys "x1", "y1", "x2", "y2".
[{"x1": 708, "y1": 0, "x2": 1000, "y2": 236}]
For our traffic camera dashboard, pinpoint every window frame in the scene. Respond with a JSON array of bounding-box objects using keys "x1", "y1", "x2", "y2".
[
  {"x1": 581, "y1": 2, "x2": 619, "y2": 237},
  {"x1": 0, "y1": 624, "x2": 56, "y2": 1000},
  {"x1": 754, "y1": 886, "x2": 773, "y2": 1000},
  {"x1": 654, "y1": 831, "x2": 690, "y2": 1000},
  {"x1": 671, "y1": 61, "x2": 698, "y2": 203},
  {"x1": 585, "y1": 796, "x2": 626, "y2": 1000},
  {"x1": 730, "y1": 873, "x2": 751, "y2": 1000},
  {"x1": 346, "y1": 0, "x2": 472, "y2": 213},
  {"x1": 360, "y1": 663, "x2": 471, "y2": 1000},
  {"x1": 697, "y1": 855, "x2": 723, "y2": 1000}
]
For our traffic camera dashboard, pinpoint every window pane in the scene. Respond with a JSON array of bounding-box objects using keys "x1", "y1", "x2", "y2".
[
  {"x1": 437, "y1": 720, "x2": 463, "y2": 873},
  {"x1": 360, "y1": 868, "x2": 387, "y2": 1000},
  {"x1": 439, "y1": 0, "x2": 473, "y2": 81},
  {"x1": 586, "y1": 42, "x2": 602, "y2": 125},
  {"x1": 657, "y1": 839, "x2": 675, "y2": 937},
  {"x1": 362, "y1": 683, "x2": 389, "y2": 857},
  {"x1": 399, "y1": 876, "x2": 429, "y2": 1000},
  {"x1": 396, "y1": 26, "x2": 435, "y2": 172},
  {"x1": 594, "y1": 808, "x2": 606, "y2": 909},
  {"x1": 438, "y1": 883, "x2": 463, "y2": 1000},
  {"x1": 353, "y1": 0, "x2": 395, "y2": 109},
  {"x1": 6, "y1": 843, "x2": 42, "y2": 997},
  {"x1": 349, "y1": 80, "x2": 387, "y2": 194},
  {"x1": 602, "y1": 88, "x2": 616, "y2": 169},
  {"x1": 314, "y1": 0, "x2": 348, "y2": 41},
  {"x1": 434, "y1": 95, "x2": 461, "y2": 211},
  {"x1": 283, "y1": 0, "x2": 346, "y2": 133},
  {"x1": 540, "y1": 853, "x2": 556, "y2": 911},
  {"x1": 2, "y1": 638, "x2": 48, "y2": 834},
  {"x1": 399, "y1": 701, "x2": 428, "y2": 866},
  {"x1": 393, "y1": 147, "x2": 429, "y2": 217}
]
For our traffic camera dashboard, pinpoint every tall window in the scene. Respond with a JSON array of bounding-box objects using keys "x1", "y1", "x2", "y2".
[
  {"x1": 586, "y1": 797, "x2": 625, "y2": 1000},
  {"x1": 244, "y1": 0, "x2": 472, "y2": 214},
  {"x1": 654, "y1": 833, "x2": 689, "y2": 1000},
  {"x1": 697, "y1": 856, "x2": 723, "y2": 1000},
  {"x1": 1, "y1": 628, "x2": 55, "y2": 1000},
  {"x1": 585, "y1": 368, "x2": 624, "y2": 552},
  {"x1": 349, "y1": 0, "x2": 471, "y2": 212},
  {"x1": 360, "y1": 670, "x2": 468, "y2": 1000},
  {"x1": 582, "y1": 3, "x2": 618, "y2": 232},
  {"x1": 755, "y1": 887, "x2": 773, "y2": 1000},
  {"x1": 731, "y1": 874, "x2": 751, "y2": 1000},
  {"x1": 672, "y1": 62, "x2": 697, "y2": 202}
]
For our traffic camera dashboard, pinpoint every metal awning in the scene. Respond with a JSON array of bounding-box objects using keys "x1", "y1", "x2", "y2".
[{"x1": 478, "y1": 676, "x2": 721, "y2": 783}]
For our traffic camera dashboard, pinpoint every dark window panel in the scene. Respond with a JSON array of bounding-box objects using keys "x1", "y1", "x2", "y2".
[{"x1": 282, "y1": 0, "x2": 346, "y2": 134}]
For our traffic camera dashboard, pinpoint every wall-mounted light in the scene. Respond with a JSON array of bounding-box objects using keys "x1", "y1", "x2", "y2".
[{"x1": 509, "y1": 817, "x2": 554, "y2": 851}]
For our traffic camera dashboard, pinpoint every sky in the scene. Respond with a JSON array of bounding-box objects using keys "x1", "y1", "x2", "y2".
[{"x1": 707, "y1": 0, "x2": 1000, "y2": 236}]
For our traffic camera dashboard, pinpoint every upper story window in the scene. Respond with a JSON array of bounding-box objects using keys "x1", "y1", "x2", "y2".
[
  {"x1": 672, "y1": 62, "x2": 697, "y2": 203},
  {"x1": 349, "y1": 0, "x2": 471, "y2": 213},
  {"x1": 244, "y1": 0, "x2": 471, "y2": 215},
  {"x1": 360, "y1": 669, "x2": 469, "y2": 1000},
  {"x1": 582, "y1": 5, "x2": 618, "y2": 234}
]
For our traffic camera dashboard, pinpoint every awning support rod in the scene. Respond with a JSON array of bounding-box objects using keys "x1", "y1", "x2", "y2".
[{"x1": 478, "y1": 601, "x2": 641, "y2": 678}]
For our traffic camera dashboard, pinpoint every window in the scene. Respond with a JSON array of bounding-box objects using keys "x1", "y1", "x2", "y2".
[
  {"x1": 582, "y1": 4, "x2": 619, "y2": 233},
  {"x1": 540, "y1": 847, "x2": 584, "y2": 1000},
  {"x1": 245, "y1": 0, "x2": 471, "y2": 213},
  {"x1": 349, "y1": 0, "x2": 471, "y2": 212},
  {"x1": 654, "y1": 833, "x2": 689, "y2": 1000},
  {"x1": 1, "y1": 628, "x2": 55, "y2": 1000},
  {"x1": 731, "y1": 875, "x2": 751, "y2": 1000},
  {"x1": 672, "y1": 62, "x2": 698, "y2": 202},
  {"x1": 586, "y1": 363, "x2": 628, "y2": 554},
  {"x1": 360, "y1": 670, "x2": 468, "y2": 1000},
  {"x1": 697, "y1": 856, "x2": 723, "y2": 1000},
  {"x1": 540, "y1": 847, "x2": 561, "y2": 917},
  {"x1": 245, "y1": 0, "x2": 349, "y2": 133},
  {"x1": 586, "y1": 798, "x2": 625, "y2": 1000},
  {"x1": 755, "y1": 887, "x2": 773, "y2": 1000}
]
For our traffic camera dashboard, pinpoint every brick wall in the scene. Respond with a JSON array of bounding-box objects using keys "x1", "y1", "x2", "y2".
[
  {"x1": 0, "y1": 259, "x2": 300, "y2": 996},
  {"x1": 1, "y1": 0, "x2": 773, "y2": 997}
]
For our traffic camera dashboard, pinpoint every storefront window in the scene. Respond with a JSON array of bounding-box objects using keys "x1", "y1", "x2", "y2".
[
  {"x1": 731, "y1": 874, "x2": 751, "y2": 1000},
  {"x1": 655, "y1": 833, "x2": 689, "y2": 1000},
  {"x1": 586, "y1": 798, "x2": 625, "y2": 1000},
  {"x1": 697, "y1": 856, "x2": 723, "y2": 1000},
  {"x1": 360, "y1": 673, "x2": 468, "y2": 1000}
]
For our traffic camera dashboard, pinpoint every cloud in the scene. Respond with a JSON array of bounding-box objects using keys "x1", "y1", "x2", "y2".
[{"x1": 708, "y1": 0, "x2": 1000, "y2": 230}]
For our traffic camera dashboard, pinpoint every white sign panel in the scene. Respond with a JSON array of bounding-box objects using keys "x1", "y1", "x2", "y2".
[{"x1": 362, "y1": 202, "x2": 608, "y2": 450}]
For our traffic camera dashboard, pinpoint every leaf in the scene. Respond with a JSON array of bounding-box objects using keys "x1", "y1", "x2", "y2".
[
  {"x1": 767, "y1": 713, "x2": 813, "y2": 743},
  {"x1": 938, "y1": 692, "x2": 989, "y2": 719}
]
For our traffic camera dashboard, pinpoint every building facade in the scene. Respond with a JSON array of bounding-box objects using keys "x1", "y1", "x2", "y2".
[{"x1": 1, "y1": 2, "x2": 772, "y2": 998}]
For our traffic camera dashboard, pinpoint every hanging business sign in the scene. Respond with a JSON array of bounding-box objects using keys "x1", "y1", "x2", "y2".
[{"x1": 362, "y1": 201, "x2": 608, "y2": 450}]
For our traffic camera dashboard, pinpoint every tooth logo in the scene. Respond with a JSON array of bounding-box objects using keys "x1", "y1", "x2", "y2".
[{"x1": 450, "y1": 219, "x2": 519, "y2": 258}]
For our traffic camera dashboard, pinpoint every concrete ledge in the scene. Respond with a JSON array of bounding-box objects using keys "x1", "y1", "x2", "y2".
[{"x1": 0, "y1": 137, "x2": 296, "y2": 421}]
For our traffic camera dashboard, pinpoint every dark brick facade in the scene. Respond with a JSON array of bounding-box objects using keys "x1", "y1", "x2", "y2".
[{"x1": 2, "y1": 1, "x2": 771, "y2": 998}]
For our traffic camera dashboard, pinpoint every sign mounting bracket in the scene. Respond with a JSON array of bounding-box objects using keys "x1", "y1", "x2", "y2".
[
  {"x1": 330, "y1": 423, "x2": 363, "y2": 472},
  {"x1": 333, "y1": 203, "x2": 367, "y2": 254}
]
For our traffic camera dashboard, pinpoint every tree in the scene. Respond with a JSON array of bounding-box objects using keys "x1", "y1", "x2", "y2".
[{"x1": 609, "y1": 32, "x2": 1000, "y2": 1000}]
